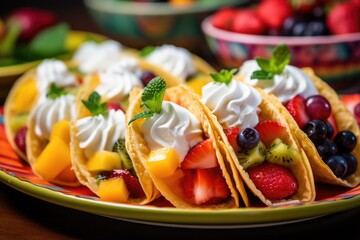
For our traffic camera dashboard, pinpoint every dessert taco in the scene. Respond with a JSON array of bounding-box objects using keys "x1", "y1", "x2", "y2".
[
  {"x1": 236, "y1": 44, "x2": 360, "y2": 188},
  {"x1": 198, "y1": 69, "x2": 315, "y2": 207},
  {"x1": 127, "y1": 77, "x2": 245, "y2": 209}
]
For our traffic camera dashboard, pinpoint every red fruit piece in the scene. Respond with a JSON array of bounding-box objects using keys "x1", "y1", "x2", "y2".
[
  {"x1": 14, "y1": 126, "x2": 27, "y2": 156},
  {"x1": 257, "y1": 0, "x2": 293, "y2": 30},
  {"x1": 224, "y1": 126, "x2": 241, "y2": 152},
  {"x1": 182, "y1": 168, "x2": 230, "y2": 205},
  {"x1": 285, "y1": 94, "x2": 310, "y2": 129},
  {"x1": 106, "y1": 169, "x2": 145, "y2": 198},
  {"x1": 247, "y1": 162, "x2": 298, "y2": 200},
  {"x1": 107, "y1": 102, "x2": 125, "y2": 113},
  {"x1": 211, "y1": 7, "x2": 237, "y2": 30},
  {"x1": 231, "y1": 9, "x2": 266, "y2": 35},
  {"x1": 340, "y1": 93, "x2": 360, "y2": 126},
  {"x1": 326, "y1": 2, "x2": 360, "y2": 35},
  {"x1": 255, "y1": 120, "x2": 287, "y2": 147},
  {"x1": 7, "y1": 7, "x2": 58, "y2": 41},
  {"x1": 181, "y1": 138, "x2": 219, "y2": 169}
]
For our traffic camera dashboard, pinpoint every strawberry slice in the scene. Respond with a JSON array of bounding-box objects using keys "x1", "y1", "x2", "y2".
[
  {"x1": 181, "y1": 139, "x2": 219, "y2": 169},
  {"x1": 285, "y1": 94, "x2": 310, "y2": 129},
  {"x1": 340, "y1": 93, "x2": 360, "y2": 126},
  {"x1": 182, "y1": 168, "x2": 230, "y2": 205},
  {"x1": 255, "y1": 120, "x2": 287, "y2": 147},
  {"x1": 247, "y1": 162, "x2": 298, "y2": 200},
  {"x1": 224, "y1": 126, "x2": 241, "y2": 152},
  {"x1": 211, "y1": 7, "x2": 237, "y2": 30},
  {"x1": 231, "y1": 9, "x2": 266, "y2": 35}
]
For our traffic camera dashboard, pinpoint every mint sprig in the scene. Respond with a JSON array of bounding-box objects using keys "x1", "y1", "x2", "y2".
[
  {"x1": 250, "y1": 44, "x2": 290, "y2": 80},
  {"x1": 140, "y1": 45, "x2": 155, "y2": 57},
  {"x1": 210, "y1": 68, "x2": 238, "y2": 85},
  {"x1": 81, "y1": 91, "x2": 108, "y2": 116},
  {"x1": 128, "y1": 77, "x2": 166, "y2": 125},
  {"x1": 46, "y1": 83, "x2": 68, "y2": 99}
]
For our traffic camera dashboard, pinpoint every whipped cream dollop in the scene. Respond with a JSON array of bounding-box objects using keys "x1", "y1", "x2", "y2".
[
  {"x1": 72, "y1": 40, "x2": 123, "y2": 74},
  {"x1": 31, "y1": 94, "x2": 76, "y2": 140},
  {"x1": 238, "y1": 60, "x2": 318, "y2": 104},
  {"x1": 145, "y1": 44, "x2": 196, "y2": 81},
  {"x1": 75, "y1": 109, "x2": 126, "y2": 158},
  {"x1": 142, "y1": 101, "x2": 203, "y2": 162},
  {"x1": 95, "y1": 58, "x2": 143, "y2": 103},
  {"x1": 36, "y1": 59, "x2": 77, "y2": 93},
  {"x1": 202, "y1": 80, "x2": 262, "y2": 129}
]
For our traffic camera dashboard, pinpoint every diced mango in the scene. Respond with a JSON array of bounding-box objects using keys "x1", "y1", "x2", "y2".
[
  {"x1": 185, "y1": 77, "x2": 211, "y2": 96},
  {"x1": 34, "y1": 137, "x2": 71, "y2": 180},
  {"x1": 12, "y1": 78, "x2": 37, "y2": 112},
  {"x1": 98, "y1": 177, "x2": 129, "y2": 203},
  {"x1": 50, "y1": 120, "x2": 71, "y2": 143},
  {"x1": 86, "y1": 150, "x2": 122, "y2": 172},
  {"x1": 147, "y1": 148, "x2": 180, "y2": 178},
  {"x1": 56, "y1": 165, "x2": 78, "y2": 183}
]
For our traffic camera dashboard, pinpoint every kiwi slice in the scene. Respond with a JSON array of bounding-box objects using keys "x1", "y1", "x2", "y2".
[
  {"x1": 237, "y1": 141, "x2": 266, "y2": 170},
  {"x1": 113, "y1": 139, "x2": 133, "y2": 170},
  {"x1": 266, "y1": 138, "x2": 300, "y2": 167}
]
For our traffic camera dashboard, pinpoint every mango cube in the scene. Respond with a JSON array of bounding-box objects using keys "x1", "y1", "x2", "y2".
[
  {"x1": 50, "y1": 120, "x2": 71, "y2": 143},
  {"x1": 98, "y1": 178, "x2": 129, "y2": 203},
  {"x1": 147, "y1": 148, "x2": 180, "y2": 178},
  {"x1": 13, "y1": 79, "x2": 37, "y2": 112},
  {"x1": 185, "y1": 77, "x2": 211, "y2": 96},
  {"x1": 34, "y1": 137, "x2": 71, "y2": 180},
  {"x1": 86, "y1": 150, "x2": 122, "y2": 172}
]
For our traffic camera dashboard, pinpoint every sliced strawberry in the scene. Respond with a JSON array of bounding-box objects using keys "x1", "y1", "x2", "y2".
[
  {"x1": 182, "y1": 168, "x2": 230, "y2": 205},
  {"x1": 255, "y1": 120, "x2": 287, "y2": 147},
  {"x1": 181, "y1": 139, "x2": 219, "y2": 169},
  {"x1": 104, "y1": 169, "x2": 145, "y2": 198},
  {"x1": 223, "y1": 126, "x2": 241, "y2": 152},
  {"x1": 231, "y1": 9, "x2": 266, "y2": 35},
  {"x1": 340, "y1": 93, "x2": 360, "y2": 126},
  {"x1": 211, "y1": 7, "x2": 237, "y2": 30},
  {"x1": 247, "y1": 162, "x2": 298, "y2": 200},
  {"x1": 285, "y1": 94, "x2": 310, "y2": 129},
  {"x1": 257, "y1": 0, "x2": 293, "y2": 30},
  {"x1": 326, "y1": 1, "x2": 360, "y2": 35}
]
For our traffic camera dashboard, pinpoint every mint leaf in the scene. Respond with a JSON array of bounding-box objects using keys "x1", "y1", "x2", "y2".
[
  {"x1": 46, "y1": 83, "x2": 68, "y2": 99},
  {"x1": 140, "y1": 45, "x2": 155, "y2": 57},
  {"x1": 81, "y1": 91, "x2": 108, "y2": 116},
  {"x1": 210, "y1": 68, "x2": 238, "y2": 85},
  {"x1": 251, "y1": 43, "x2": 290, "y2": 80},
  {"x1": 129, "y1": 77, "x2": 166, "y2": 124}
]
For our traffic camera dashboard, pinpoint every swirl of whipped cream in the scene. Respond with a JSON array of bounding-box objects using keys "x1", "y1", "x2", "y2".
[
  {"x1": 141, "y1": 101, "x2": 203, "y2": 162},
  {"x1": 239, "y1": 60, "x2": 319, "y2": 104},
  {"x1": 75, "y1": 110, "x2": 126, "y2": 158},
  {"x1": 31, "y1": 94, "x2": 76, "y2": 140},
  {"x1": 72, "y1": 40, "x2": 123, "y2": 74},
  {"x1": 36, "y1": 59, "x2": 77, "y2": 92},
  {"x1": 202, "y1": 80, "x2": 262, "y2": 129},
  {"x1": 145, "y1": 44, "x2": 196, "y2": 81},
  {"x1": 96, "y1": 59, "x2": 143, "y2": 103}
]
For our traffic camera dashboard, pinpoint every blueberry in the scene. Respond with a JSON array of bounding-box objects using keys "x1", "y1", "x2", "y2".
[
  {"x1": 341, "y1": 153, "x2": 358, "y2": 177},
  {"x1": 323, "y1": 120, "x2": 334, "y2": 139},
  {"x1": 303, "y1": 120, "x2": 327, "y2": 145},
  {"x1": 325, "y1": 155, "x2": 348, "y2": 178},
  {"x1": 334, "y1": 130, "x2": 357, "y2": 153},
  {"x1": 236, "y1": 127, "x2": 260, "y2": 150},
  {"x1": 316, "y1": 139, "x2": 337, "y2": 160}
]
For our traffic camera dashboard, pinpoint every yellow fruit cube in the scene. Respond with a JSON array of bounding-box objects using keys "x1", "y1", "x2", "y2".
[
  {"x1": 86, "y1": 150, "x2": 122, "y2": 172},
  {"x1": 98, "y1": 178, "x2": 129, "y2": 203},
  {"x1": 50, "y1": 120, "x2": 71, "y2": 143},
  {"x1": 13, "y1": 78, "x2": 37, "y2": 112},
  {"x1": 147, "y1": 148, "x2": 180, "y2": 178},
  {"x1": 185, "y1": 77, "x2": 211, "y2": 96},
  {"x1": 34, "y1": 137, "x2": 71, "y2": 180}
]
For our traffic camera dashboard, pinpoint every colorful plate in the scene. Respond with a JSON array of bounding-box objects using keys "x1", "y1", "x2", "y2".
[{"x1": 1, "y1": 109, "x2": 360, "y2": 228}]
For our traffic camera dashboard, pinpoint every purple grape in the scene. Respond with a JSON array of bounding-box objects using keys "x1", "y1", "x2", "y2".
[
  {"x1": 305, "y1": 95, "x2": 331, "y2": 120},
  {"x1": 325, "y1": 155, "x2": 348, "y2": 178},
  {"x1": 341, "y1": 153, "x2": 358, "y2": 177},
  {"x1": 140, "y1": 71, "x2": 156, "y2": 87},
  {"x1": 316, "y1": 139, "x2": 337, "y2": 160},
  {"x1": 303, "y1": 119, "x2": 327, "y2": 145},
  {"x1": 334, "y1": 130, "x2": 357, "y2": 153}
]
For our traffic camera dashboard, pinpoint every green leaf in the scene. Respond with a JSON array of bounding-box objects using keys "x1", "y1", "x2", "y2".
[
  {"x1": 140, "y1": 45, "x2": 155, "y2": 57},
  {"x1": 81, "y1": 91, "x2": 108, "y2": 116},
  {"x1": 210, "y1": 68, "x2": 238, "y2": 85},
  {"x1": 128, "y1": 110, "x2": 154, "y2": 125},
  {"x1": 255, "y1": 58, "x2": 272, "y2": 73},
  {"x1": 272, "y1": 43, "x2": 290, "y2": 71},
  {"x1": 46, "y1": 83, "x2": 68, "y2": 99},
  {"x1": 251, "y1": 70, "x2": 274, "y2": 80},
  {"x1": 29, "y1": 23, "x2": 69, "y2": 58},
  {"x1": 141, "y1": 77, "x2": 166, "y2": 113}
]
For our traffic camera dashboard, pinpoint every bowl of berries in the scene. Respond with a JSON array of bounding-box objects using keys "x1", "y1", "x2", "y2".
[
  {"x1": 83, "y1": 0, "x2": 249, "y2": 51},
  {"x1": 201, "y1": 0, "x2": 360, "y2": 92}
]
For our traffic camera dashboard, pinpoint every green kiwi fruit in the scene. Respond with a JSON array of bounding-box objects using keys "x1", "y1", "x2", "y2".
[
  {"x1": 266, "y1": 138, "x2": 300, "y2": 167},
  {"x1": 112, "y1": 139, "x2": 133, "y2": 170},
  {"x1": 236, "y1": 141, "x2": 266, "y2": 170}
]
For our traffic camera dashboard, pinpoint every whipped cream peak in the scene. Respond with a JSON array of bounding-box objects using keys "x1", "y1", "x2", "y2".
[
  {"x1": 75, "y1": 109, "x2": 126, "y2": 158},
  {"x1": 36, "y1": 59, "x2": 78, "y2": 92},
  {"x1": 141, "y1": 101, "x2": 203, "y2": 161},
  {"x1": 238, "y1": 60, "x2": 318, "y2": 104},
  {"x1": 145, "y1": 44, "x2": 196, "y2": 81},
  {"x1": 202, "y1": 79, "x2": 262, "y2": 129}
]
